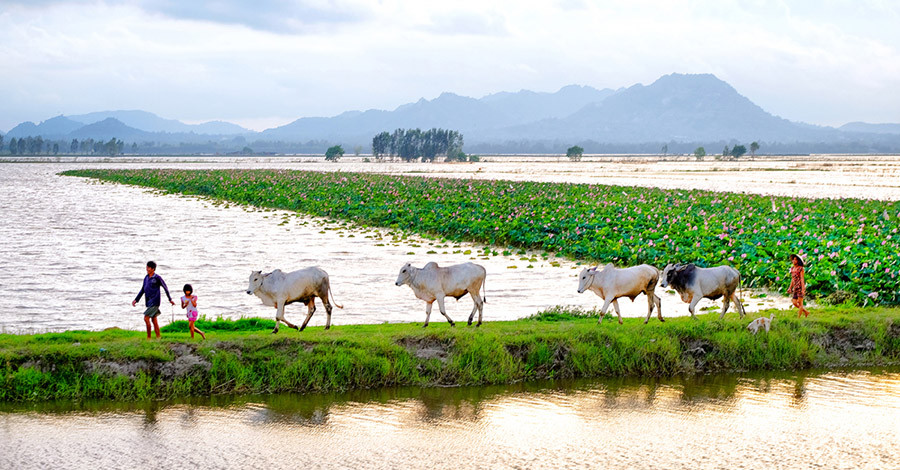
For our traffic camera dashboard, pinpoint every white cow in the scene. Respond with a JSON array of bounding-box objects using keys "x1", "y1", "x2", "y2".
[
  {"x1": 395, "y1": 262, "x2": 487, "y2": 327},
  {"x1": 246, "y1": 267, "x2": 343, "y2": 333},
  {"x1": 660, "y1": 263, "x2": 745, "y2": 319},
  {"x1": 577, "y1": 263, "x2": 663, "y2": 324}
]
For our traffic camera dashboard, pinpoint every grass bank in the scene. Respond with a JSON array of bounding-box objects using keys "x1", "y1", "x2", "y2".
[
  {"x1": 2, "y1": 307, "x2": 899, "y2": 402},
  {"x1": 60, "y1": 169, "x2": 900, "y2": 305}
]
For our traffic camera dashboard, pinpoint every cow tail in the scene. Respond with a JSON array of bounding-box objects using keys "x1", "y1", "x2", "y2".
[
  {"x1": 482, "y1": 274, "x2": 487, "y2": 303},
  {"x1": 327, "y1": 277, "x2": 344, "y2": 309}
]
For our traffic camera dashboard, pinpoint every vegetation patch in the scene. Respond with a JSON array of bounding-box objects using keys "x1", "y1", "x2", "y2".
[
  {"x1": 61, "y1": 169, "x2": 900, "y2": 304},
  {"x1": 2, "y1": 307, "x2": 899, "y2": 402}
]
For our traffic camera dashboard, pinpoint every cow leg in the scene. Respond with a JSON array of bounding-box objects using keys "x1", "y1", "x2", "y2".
[
  {"x1": 688, "y1": 296, "x2": 701, "y2": 320},
  {"x1": 298, "y1": 300, "x2": 316, "y2": 331},
  {"x1": 468, "y1": 292, "x2": 484, "y2": 327},
  {"x1": 436, "y1": 296, "x2": 455, "y2": 327},
  {"x1": 720, "y1": 294, "x2": 731, "y2": 320},
  {"x1": 644, "y1": 292, "x2": 654, "y2": 324},
  {"x1": 655, "y1": 294, "x2": 664, "y2": 322},
  {"x1": 321, "y1": 295, "x2": 333, "y2": 330},
  {"x1": 612, "y1": 299, "x2": 623, "y2": 324},
  {"x1": 733, "y1": 292, "x2": 746, "y2": 319},
  {"x1": 276, "y1": 301, "x2": 299, "y2": 331},
  {"x1": 598, "y1": 298, "x2": 613, "y2": 324},
  {"x1": 423, "y1": 301, "x2": 433, "y2": 328},
  {"x1": 272, "y1": 303, "x2": 280, "y2": 334}
]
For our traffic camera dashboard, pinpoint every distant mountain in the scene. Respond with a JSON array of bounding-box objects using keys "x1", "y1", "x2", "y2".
[
  {"x1": 6, "y1": 116, "x2": 85, "y2": 138},
  {"x1": 67, "y1": 110, "x2": 251, "y2": 135},
  {"x1": 839, "y1": 122, "x2": 900, "y2": 135},
  {"x1": 501, "y1": 73, "x2": 841, "y2": 143},
  {"x1": 5, "y1": 75, "x2": 899, "y2": 154},
  {"x1": 261, "y1": 85, "x2": 615, "y2": 142},
  {"x1": 68, "y1": 118, "x2": 153, "y2": 141}
]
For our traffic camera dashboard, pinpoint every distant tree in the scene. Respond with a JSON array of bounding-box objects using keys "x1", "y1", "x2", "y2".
[
  {"x1": 371, "y1": 131, "x2": 390, "y2": 161},
  {"x1": 445, "y1": 149, "x2": 468, "y2": 162},
  {"x1": 661, "y1": 144, "x2": 668, "y2": 157},
  {"x1": 0, "y1": 135, "x2": 3, "y2": 153},
  {"x1": 70, "y1": 139, "x2": 78, "y2": 154},
  {"x1": 17, "y1": 138, "x2": 26, "y2": 155},
  {"x1": 566, "y1": 145, "x2": 584, "y2": 161},
  {"x1": 353, "y1": 145, "x2": 362, "y2": 157},
  {"x1": 730, "y1": 144, "x2": 747, "y2": 159},
  {"x1": 750, "y1": 141, "x2": 760, "y2": 156},
  {"x1": 723, "y1": 145, "x2": 730, "y2": 157},
  {"x1": 52, "y1": 143, "x2": 59, "y2": 155},
  {"x1": 325, "y1": 144, "x2": 344, "y2": 161},
  {"x1": 694, "y1": 146, "x2": 706, "y2": 159},
  {"x1": 241, "y1": 146, "x2": 253, "y2": 155},
  {"x1": 131, "y1": 142, "x2": 138, "y2": 154},
  {"x1": 9, "y1": 137, "x2": 17, "y2": 155}
]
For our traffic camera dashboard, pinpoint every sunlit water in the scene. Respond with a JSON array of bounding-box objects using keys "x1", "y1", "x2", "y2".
[
  {"x1": 2, "y1": 369, "x2": 899, "y2": 469},
  {"x1": 0, "y1": 161, "x2": 798, "y2": 333}
]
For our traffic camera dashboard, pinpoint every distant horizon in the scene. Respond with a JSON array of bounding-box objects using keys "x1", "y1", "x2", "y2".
[{"x1": 3, "y1": 75, "x2": 897, "y2": 135}]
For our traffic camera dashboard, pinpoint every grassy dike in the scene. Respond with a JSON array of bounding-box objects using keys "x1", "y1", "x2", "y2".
[{"x1": 2, "y1": 307, "x2": 899, "y2": 402}]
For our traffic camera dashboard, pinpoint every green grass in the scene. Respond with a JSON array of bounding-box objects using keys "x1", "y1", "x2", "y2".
[
  {"x1": 2, "y1": 306, "x2": 899, "y2": 402},
  {"x1": 60, "y1": 169, "x2": 900, "y2": 305}
]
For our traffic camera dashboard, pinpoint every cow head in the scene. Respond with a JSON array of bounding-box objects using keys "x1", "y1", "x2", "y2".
[
  {"x1": 246, "y1": 270, "x2": 263, "y2": 294},
  {"x1": 577, "y1": 266, "x2": 598, "y2": 293},
  {"x1": 660, "y1": 264, "x2": 676, "y2": 288},
  {"x1": 395, "y1": 263, "x2": 414, "y2": 286}
]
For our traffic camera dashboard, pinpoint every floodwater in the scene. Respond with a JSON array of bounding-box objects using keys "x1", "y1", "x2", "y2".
[
  {"x1": 0, "y1": 161, "x2": 796, "y2": 333},
  {"x1": 2, "y1": 368, "x2": 899, "y2": 469}
]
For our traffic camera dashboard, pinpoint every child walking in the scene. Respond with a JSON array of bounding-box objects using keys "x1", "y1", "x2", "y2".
[
  {"x1": 788, "y1": 254, "x2": 810, "y2": 318},
  {"x1": 181, "y1": 284, "x2": 206, "y2": 340}
]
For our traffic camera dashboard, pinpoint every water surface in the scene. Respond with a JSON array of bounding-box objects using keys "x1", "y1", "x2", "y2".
[{"x1": 2, "y1": 369, "x2": 898, "y2": 469}]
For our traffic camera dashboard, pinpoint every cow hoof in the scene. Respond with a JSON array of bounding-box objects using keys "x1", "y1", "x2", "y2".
[
  {"x1": 467, "y1": 321, "x2": 473, "y2": 326},
  {"x1": 324, "y1": 326, "x2": 331, "y2": 330},
  {"x1": 476, "y1": 322, "x2": 482, "y2": 327},
  {"x1": 449, "y1": 323, "x2": 455, "y2": 327},
  {"x1": 271, "y1": 329, "x2": 279, "y2": 334},
  {"x1": 618, "y1": 320, "x2": 623, "y2": 325},
  {"x1": 422, "y1": 324, "x2": 429, "y2": 328},
  {"x1": 292, "y1": 325, "x2": 300, "y2": 330},
  {"x1": 659, "y1": 318, "x2": 666, "y2": 322}
]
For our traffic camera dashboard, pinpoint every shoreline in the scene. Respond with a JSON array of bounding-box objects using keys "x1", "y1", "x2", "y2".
[{"x1": 2, "y1": 306, "x2": 898, "y2": 403}]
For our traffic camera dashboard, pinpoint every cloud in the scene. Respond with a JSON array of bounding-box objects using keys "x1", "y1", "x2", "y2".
[
  {"x1": 423, "y1": 11, "x2": 509, "y2": 36},
  {"x1": 138, "y1": 0, "x2": 374, "y2": 33}
]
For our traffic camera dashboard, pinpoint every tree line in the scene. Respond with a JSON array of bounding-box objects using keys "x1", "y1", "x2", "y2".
[
  {"x1": 4, "y1": 136, "x2": 130, "y2": 156},
  {"x1": 371, "y1": 128, "x2": 464, "y2": 162}
]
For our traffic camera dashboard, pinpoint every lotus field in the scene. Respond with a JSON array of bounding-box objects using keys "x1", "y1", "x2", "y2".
[{"x1": 64, "y1": 169, "x2": 900, "y2": 305}]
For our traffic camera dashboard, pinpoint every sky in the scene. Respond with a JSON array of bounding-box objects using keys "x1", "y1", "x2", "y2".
[{"x1": 1, "y1": 0, "x2": 899, "y2": 132}]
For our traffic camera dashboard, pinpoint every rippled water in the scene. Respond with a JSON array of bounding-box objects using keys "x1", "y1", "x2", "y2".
[
  {"x1": 0, "y1": 161, "x2": 792, "y2": 333},
  {"x1": 2, "y1": 369, "x2": 899, "y2": 469}
]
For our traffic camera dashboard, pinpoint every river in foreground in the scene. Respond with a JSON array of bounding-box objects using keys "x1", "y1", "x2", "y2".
[{"x1": 2, "y1": 368, "x2": 898, "y2": 469}]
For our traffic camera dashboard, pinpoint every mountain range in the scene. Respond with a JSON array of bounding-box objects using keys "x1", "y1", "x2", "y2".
[{"x1": 3, "y1": 73, "x2": 899, "y2": 153}]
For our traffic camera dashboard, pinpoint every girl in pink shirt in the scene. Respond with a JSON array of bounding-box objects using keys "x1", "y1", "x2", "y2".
[{"x1": 180, "y1": 284, "x2": 206, "y2": 340}]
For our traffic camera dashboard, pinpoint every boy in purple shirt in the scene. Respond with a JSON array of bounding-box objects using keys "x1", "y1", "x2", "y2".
[{"x1": 132, "y1": 261, "x2": 174, "y2": 339}]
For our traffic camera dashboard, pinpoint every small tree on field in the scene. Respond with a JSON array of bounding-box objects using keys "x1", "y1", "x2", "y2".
[
  {"x1": 353, "y1": 145, "x2": 362, "y2": 157},
  {"x1": 730, "y1": 144, "x2": 747, "y2": 159},
  {"x1": 661, "y1": 144, "x2": 668, "y2": 157},
  {"x1": 566, "y1": 145, "x2": 584, "y2": 161},
  {"x1": 750, "y1": 141, "x2": 760, "y2": 156},
  {"x1": 325, "y1": 145, "x2": 345, "y2": 162},
  {"x1": 241, "y1": 146, "x2": 254, "y2": 155},
  {"x1": 723, "y1": 145, "x2": 730, "y2": 157},
  {"x1": 694, "y1": 146, "x2": 706, "y2": 159}
]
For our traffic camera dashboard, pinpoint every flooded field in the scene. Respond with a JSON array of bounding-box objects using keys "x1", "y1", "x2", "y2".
[
  {"x1": 2, "y1": 368, "x2": 899, "y2": 469},
  {"x1": 0, "y1": 162, "x2": 791, "y2": 333},
  {"x1": 4, "y1": 155, "x2": 890, "y2": 332}
]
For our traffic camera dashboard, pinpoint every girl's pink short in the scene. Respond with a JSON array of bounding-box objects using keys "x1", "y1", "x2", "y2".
[{"x1": 186, "y1": 311, "x2": 199, "y2": 321}]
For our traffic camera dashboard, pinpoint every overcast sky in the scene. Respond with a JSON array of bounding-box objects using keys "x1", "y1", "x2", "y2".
[{"x1": 1, "y1": 0, "x2": 899, "y2": 132}]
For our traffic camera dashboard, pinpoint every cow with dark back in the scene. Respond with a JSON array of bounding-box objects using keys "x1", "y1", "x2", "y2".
[{"x1": 660, "y1": 263, "x2": 746, "y2": 319}]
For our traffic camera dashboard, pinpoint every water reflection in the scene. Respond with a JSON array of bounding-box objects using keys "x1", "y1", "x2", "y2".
[{"x1": 2, "y1": 369, "x2": 900, "y2": 468}]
